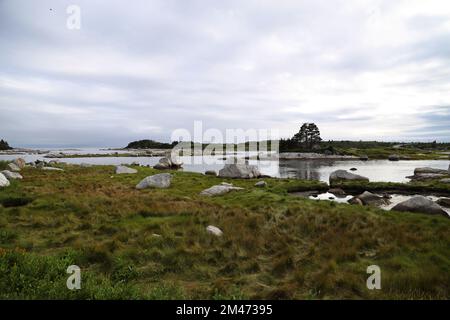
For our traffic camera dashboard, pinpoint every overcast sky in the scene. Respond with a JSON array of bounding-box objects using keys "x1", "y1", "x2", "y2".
[{"x1": 1, "y1": 0, "x2": 450, "y2": 147}]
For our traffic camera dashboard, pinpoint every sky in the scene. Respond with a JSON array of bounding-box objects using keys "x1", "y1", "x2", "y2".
[{"x1": 1, "y1": 0, "x2": 450, "y2": 147}]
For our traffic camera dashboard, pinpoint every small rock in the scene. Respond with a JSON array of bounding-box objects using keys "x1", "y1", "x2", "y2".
[
  {"x1": 205, "y1": 170, "x2": 217, "y2": 176},
  {"x1": 436, "y1": 198, "x2": 450, "y2": 208},
  {"x1": 440, "y1": 178, "x2": 450, "y2": 183},
  {"x1": 7, "y1": 163, "x2": 21, "y2": 172},
  {"x1": 407, "y1": 173, "x2": 447, "y2": 181},
  {"x1": 136, "y1": 173, "x2": 172, "y2": 189},
  {"x1": 414, "y1": 167, "x2": 448, "y2": 175},
  {"x1": 255, "y1": 181, "x2": 267, "y2": 187},
  {"x1": 391, "y1": 195, "x2": 447, "y2": 216},
  {"x1": 348, "y1": 197, "x2": 363, "y2": 205},
  {"x1": 356, "y1": 191, "x2": 390, "y2": 206},
  {"x1": 115, "y1": 165, "x2": 138, "y2": 174},
  {"x1": 80, "y1": 163, "x2": 93, "y2": 168},
  {"x1": 206, "y1": 225, "x2": 223, "y2": 237},
  {"x1": 359, "y1": 155, "x2": 369, "y2": 161},
  {"x1": 388, "y1": 154, "x2": 400, "y2": 161},
  {"x1": 328, "y1": 188, "x2": 346, "y2": 196},
  {"x1": 1, "y1": 170, "x2": 23, "y2": 180},
  {"x1": 0, "y1": 173, "x2": 10, "y2": 187},
  {"x1": 200, "y1": 184, "x2": 244, "y2": 196},
  {"x1": 42, "y1": 167, "x2": 64, "y2": 171},
  {"x1": 13, "y1": 158, "x2": 26, "y2": 169},
  {"x1": 349, "y1": 168, "x2": 357, "y2": 171}
]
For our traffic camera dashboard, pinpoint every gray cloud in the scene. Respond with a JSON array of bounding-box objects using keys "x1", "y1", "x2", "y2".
[{"x1": 0, "y1": 0, "x2": 450, "y2": 147}]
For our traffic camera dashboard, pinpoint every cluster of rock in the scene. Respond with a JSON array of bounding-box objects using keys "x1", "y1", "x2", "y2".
[
  {"x1": 0, "y1": 158, "x2": 26, "y2": 188},
  {"x1": 153, "y1": 153, "x2": 183, "y2": 170}
]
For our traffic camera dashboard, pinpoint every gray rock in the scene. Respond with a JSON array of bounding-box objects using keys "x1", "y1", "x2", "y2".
[
  {"x1": 388, "y1": 154, "x2": 400, "y2": 161},
  {"x1": 348, "y1": 197, "x2": 363, "y2": 205},
  {"x1": 391, "y1": 195, "x2": 447, "y2": 216},
  {"x1": 436, "y1": 198, "x2": 450, "y2": 208},
  {"x1": 218, "y1": 163, "x2": 261, "y2": 179},
  {"x1": 80, "y1": 163, "x2": 93, "y2": 168},
  {"x1": 1, "y1": 170, "x2": 23, "y2": 180},
  {"x1": 414, "y1": 167, "x2": 448, "y2": 175},
  {"x1": 115, "y1": 165, "x2": 137, "y2": 174},
  {"x1": 136, "y1": 173, "x2": 172, "y2": 189},
  {"x1": 356, "y1": 191, "x2": 390, "y2": 206},
  {"x1": 200, "y1": 184, "x2": 244, "y2": 196},
  {"x1": 13, "y1": 158, "x2": 26, "y2": 169},
  {"x1": 42, "y1": 167, "x2": 64, "y2": 171},
  {"x1": 440, "y1": 178, "x2": 450, "y2": 183},
  {"x1": 407, "y1": 173, "x2": 447, "y2": 181},
  {"x1": 329, "y1": 170, "x2": 369, "y2": 185},
  {"x1": 255, "y1": 181, "x2": 267, "y2": 188},
  {"x1": 206, "y1": 225, "x2": 223, "y2": 237},
  {"x1": 328, "y1": 188, "x2": 346, "y2": 196},
  {"x1": 7, "y1": 163, "x2": 21, "y2": 172},
  {"x1": 0, "y1": 173, "x2": 10, "y2": 187},
  {"x1": 205, "y1": 170, "x2": 217, "y2": 176},
  {"x1": 359, "y1": 155, "x2": 369, "y2": 161}
]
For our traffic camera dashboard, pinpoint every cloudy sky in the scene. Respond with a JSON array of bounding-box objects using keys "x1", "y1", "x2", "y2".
[{"x1": 1, "y1": 0, "x2": 450, "y2": 147}]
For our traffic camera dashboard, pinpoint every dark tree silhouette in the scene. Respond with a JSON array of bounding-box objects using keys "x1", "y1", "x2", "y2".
[
  {"x1": 292, "y1": 123, "x2": 322, "y2": 149},
  {"x1": 0, "y1": 139, "x2": 12, "y2": 150}
]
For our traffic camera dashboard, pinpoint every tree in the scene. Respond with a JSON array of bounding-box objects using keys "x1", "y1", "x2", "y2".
[
  {"x1": 0, "y1": 139, "x2": 12, "y2": 150},
  {"x1": 292, "y1": 123, "x2": 322, "y2": 149}
]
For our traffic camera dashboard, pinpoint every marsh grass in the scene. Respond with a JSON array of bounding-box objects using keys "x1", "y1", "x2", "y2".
[{"x1": 0, "y1": 163, "x2": 448, "y2": 299}]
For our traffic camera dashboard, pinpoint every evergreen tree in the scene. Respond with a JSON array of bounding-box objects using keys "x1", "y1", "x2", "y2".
[
  {"x1": 292, "y1": 123, "x2": 322, "y2": 149},
  {"x1": 0, "y1": 139, "x2": 12, "y2": 150}
]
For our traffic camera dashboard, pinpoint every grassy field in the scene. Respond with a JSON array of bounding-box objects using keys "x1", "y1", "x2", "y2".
[{"x1": 0, "y1": 162, "x2": 449, "y2": 299}]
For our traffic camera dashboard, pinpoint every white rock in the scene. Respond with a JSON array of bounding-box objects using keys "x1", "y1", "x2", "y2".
[
  {"x1": 136, "y1": 173, "x2": 172, "y2": 189},
  {"x1": 42, "y1": 167, "x2": 64, "y2": 171},
  {"x1": 115, "y1": 165, "x2": 137, "y2": 174},
  {"x1": 206, "y1": 225, "x2": 223, "y2": 237},
  {"x1": 200, "y1": 184, "x2": 244, "y2": 196},
  {"x1": 1, "y1": 170, "x2": 23, "y2": 180},
  {"x1": 255, "y1": 181, "x2": 267, "y2": 187},
  {"x1": 0, "y1": 173, "x2": 10, "y2": 187},
  {"x1": 7, "y1": 163, "x2": 21, "y2": 172}
]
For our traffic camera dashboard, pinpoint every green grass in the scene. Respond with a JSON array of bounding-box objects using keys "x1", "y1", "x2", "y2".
[
  {"x1": 336, "y1": 146, "x2": 450, "y2": 160},
  {"x1": 0, "y1": 163, "x2": 449, "y2": 299}
]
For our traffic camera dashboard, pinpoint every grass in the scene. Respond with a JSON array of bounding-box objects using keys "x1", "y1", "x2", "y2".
[
  {"x1": 0, "y1": 163, "x2": 449, "y2": 299},
  {"x1": 336, "y1": 146, "x2": 450, "y2": 160}
]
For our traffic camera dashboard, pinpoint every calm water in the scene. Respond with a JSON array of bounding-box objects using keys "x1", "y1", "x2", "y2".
[{"x1": 1, "y1": 148, "x2": 448, "y2": 183}]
